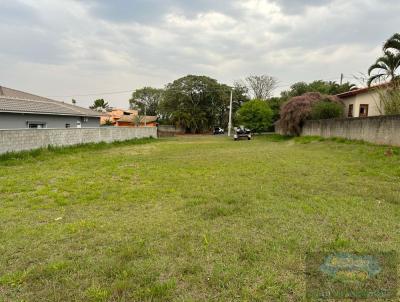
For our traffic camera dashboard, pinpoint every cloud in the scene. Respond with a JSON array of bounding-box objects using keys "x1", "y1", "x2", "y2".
[
  {"x1": 83, "y1": 0, "x2": 239, "y2": 24},
  {"x1": 273, "y1": 0, "x2": 332, "y2": 14},
  {"x1": 0, "y1": 0, "x2": 399, "y2": 108}
]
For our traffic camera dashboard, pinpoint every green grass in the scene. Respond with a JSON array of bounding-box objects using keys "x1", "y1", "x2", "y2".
[{"x1": 1, "y1": 135, "x2": 400, "y2": 301}]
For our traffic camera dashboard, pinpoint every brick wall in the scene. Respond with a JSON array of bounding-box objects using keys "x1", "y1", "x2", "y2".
[
  {"x1": 301, "y1": 115, "x2": 400, "y2": 146},
  {"x1": 0, "y1": 127, "x2": 157, "y2": 154}
]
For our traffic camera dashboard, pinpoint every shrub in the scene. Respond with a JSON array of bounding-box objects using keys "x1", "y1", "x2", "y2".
[
  {"x1": 277, "y1": 92, "x2": 342, "y2": 136},
  {"x1": 236, "y1": 99, "x2": 273, "y2": 133},
  {"x1": 310, "y1": 101, "x2": 344, "y2": 120},
  {"x1": 378, "y1": 87, "x2": 400, "y2": 115}
]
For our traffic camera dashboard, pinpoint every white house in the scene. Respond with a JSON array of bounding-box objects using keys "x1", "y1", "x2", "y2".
[{"x1": 337, "y1": 84, "x2": 388, "y2": 118}]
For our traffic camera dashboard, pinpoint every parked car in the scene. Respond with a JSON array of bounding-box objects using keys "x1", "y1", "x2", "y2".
[
  {"x1": 233, "y1": 126, "x2": 252, "y2": 141},
  {"x1": 213, "y1": 127, "x2": 225, "y2": 135}
]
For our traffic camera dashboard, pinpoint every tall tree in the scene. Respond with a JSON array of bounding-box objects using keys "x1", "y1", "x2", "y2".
[
  {"x1": 367, "y1": 33, "x2": 400, "y2": 86},
  {"x1": 232, "y1": 81, "x2": 250, "y2": 110},
  {"x1": 159, "y1": 75, "x2": 230, "y2": 133},
  {"x1": 218, "y1": 82, "x2": 251, "y2": 126},
  {"x1": 90, "y1": 99, "x2": 109, "y2": 111},
  {"x1": 245, "y1": 75, "x2": 277, "y2": 100},
  {"x1": 280, "y1": 80, "x2": 356, "y2": 100},
  {"x1": 129, "y1": 87, "x2": 164, "y2": 116},
  {"x1": 367, "y1": 50, "x2": 400, "y2": 86}
]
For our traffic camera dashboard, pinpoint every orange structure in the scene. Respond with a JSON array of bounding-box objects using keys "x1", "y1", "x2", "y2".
[
  {"x1": 101, "y1": 108, "x2": 157, "y2": 127},
  {"x1": 115, "y1": 115, "x2": 158, "y2": 127},
  {"x1": 100, "y1": 108, "x2": 138, "y2": 125}
]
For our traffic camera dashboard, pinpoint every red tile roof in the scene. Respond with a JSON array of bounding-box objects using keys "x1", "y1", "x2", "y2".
[{"x1": 337, "y1": 82, "x2": 390, "y2": 99}]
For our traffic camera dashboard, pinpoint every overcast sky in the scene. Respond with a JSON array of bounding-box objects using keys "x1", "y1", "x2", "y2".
[{"x1": 1, "y1": 0, "x2": 399, "y2": 108}]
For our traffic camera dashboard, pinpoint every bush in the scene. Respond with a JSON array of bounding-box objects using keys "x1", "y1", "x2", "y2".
[
  {"x1": 236, "y1": 99, "x2": 273, "y2": 133},
  {"x1": 277, "y1": 92, "x2": 342, "y2": 136},
  {"x1": 378, "y1": 87, "x2": 400, "y2": 115},
  {"x1": 310, "y1": 101, "x2": 344, "y2": 120}
]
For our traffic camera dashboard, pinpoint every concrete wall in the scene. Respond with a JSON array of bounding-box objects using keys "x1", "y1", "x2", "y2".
[
  {"x1": 0, "y1": 112, "x2": 100, "y2": 129},
  {"x1": 157, "y1": 125, "x2": 185, "y2": 137},
  {"x1": 341, "y1": 90, "x2": 382, "y2": 118},
  {"x1": 301, "y1": 115, "x2": 400, "y2": 146},
  {"x1": 0, "y1": 127, "x2": 157, "y2": 154}
]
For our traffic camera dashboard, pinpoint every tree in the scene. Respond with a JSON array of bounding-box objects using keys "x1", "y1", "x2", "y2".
[
  {"x1": 159, "y1": 75, "x2": 230, "y2": 133},
  {"x1": 129, "y1": 87, "x2": 164, "y2": 116},
  {"x1": 90, "y1": 99, "x2": 110, "y2": 111},
  {"x1": 245, "y1": 75, "x2": 278, "y2": 100},
  {"x1": 236, "y1": 100, "x2": 273, "y2": 133},
  {"x1": 72, "y1": 99, "x2": 76, "y2": 105},
  {"x1": 384, "y1": 33, "x2": 400, "y2": 53},
  {"x1": 267, "y1": 97, "x2": 285, "y2": 129},
  {"x1": 231, "y1": 81, "x2": 250, "y2": 111},
  {"x1": 220, "y1": 81, "x2": 251, "y2": 126},
  {"x1": 367, "y1": 33, "x2": 400, "y2": 86},
  {"x1": 280, "y1": 80, "x2": 356, "y2": 100},
  {"x1": 277, "y1": 92, "x2": 343, "y2": 136},
  {"x1": 367, "y1": 50, "x2": 400, "y2": 86},
  {"x1": 310, "y1": 101, "x2": 344, "y2": 120}
]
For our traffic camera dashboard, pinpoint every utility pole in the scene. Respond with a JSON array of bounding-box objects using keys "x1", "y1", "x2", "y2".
[
  {"x1": 228, "y1": 89, "x2": 233, "y2": 137},
  {"x1": 340, "y1": 73, "x2": 344, "y2": 85}
]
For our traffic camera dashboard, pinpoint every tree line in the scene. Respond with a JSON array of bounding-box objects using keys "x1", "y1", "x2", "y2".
[
  {"x1": 89, "y1": 75, "x2": 355, "y2": 133},
  {"x1": 124, "y1": 75, "x2": 355, "y2": 133}
]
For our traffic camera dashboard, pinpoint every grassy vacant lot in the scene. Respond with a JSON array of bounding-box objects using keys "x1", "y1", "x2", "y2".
[{"x1": 1, "y1": 135, "x2": 400, "y2": 301}]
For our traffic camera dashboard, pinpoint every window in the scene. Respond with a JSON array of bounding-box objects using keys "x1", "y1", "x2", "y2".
[
  {"x1": 65, "y1": 124, "x2": 71, "y2": 128},
  {"x1": 359, "y1": 104, "x2": 369, "y2": 117},
  {"x1": 27, "y1": 121, "x2": 46, "y2": 128},
  {"x1": 76, "y1": 121, "x2": 82, "y2": 128},
  {"x1": 348, "y1": 104, "x2": 354, "y2": 118}
]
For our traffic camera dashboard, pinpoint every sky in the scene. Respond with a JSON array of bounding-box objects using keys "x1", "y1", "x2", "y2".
[{"x1": 1, "y1": 0, "x2": 399, "y2": 108}]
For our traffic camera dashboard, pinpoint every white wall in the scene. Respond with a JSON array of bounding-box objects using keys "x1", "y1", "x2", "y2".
[
  {"x1": 302, "y1": 115, "x2": 400, "y2": 146},
  {"x1": 342, "y1": 90, "x2": 382, "y2": 118},
  {"x1": 0, "y1": 127, "x2": 157, "y2": 154}
]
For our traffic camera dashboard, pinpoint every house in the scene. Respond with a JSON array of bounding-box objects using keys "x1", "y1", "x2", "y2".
[
  {"x1": 337, "y1": 83, "x2": 388, "y2": 118},
  {"x1": 100, "y1": 108, "x2": 138, "y2": 125},
  {"x1": 0, "y1": 86, "x2": 101, "y2": 129},
  {"x1": 101, "y1": 108, "x2": 157, "y2": 127},
  {"x1": 115, "y1": 115, "x2": 158, "y2": 127}
]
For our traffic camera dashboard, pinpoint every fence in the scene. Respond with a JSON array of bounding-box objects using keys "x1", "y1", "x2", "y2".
[
  {"x1": 0, "y1": 127, "x2": 157, "y2": 154},
  {"x1": 301, "y1": 115, "x2": 400, "y2": 146},
  {"x1": 157, "y1": 125, "x2": 185, "y2": 137}
]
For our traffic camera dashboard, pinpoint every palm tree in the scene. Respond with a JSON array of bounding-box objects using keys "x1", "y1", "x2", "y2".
[
  {"x1": 90, "y1": 99, "x2": 110, "y2": 112},
  {"x1": 367, "y1": 50, "x2": 400, "y2": 86},
  {"x1": 384, "y1": 33, "x2": 400, "y2": 53}
]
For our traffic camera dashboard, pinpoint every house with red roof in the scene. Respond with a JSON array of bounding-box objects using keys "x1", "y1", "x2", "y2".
[{"x1": 337, "y1": 83, "x2": 390, "y2": 118}]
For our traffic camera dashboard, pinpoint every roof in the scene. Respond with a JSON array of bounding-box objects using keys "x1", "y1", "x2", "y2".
[
  {"x1": 0, "y1": 86, "x2": 102, "y2": 117},
  {"x1": 141, "y1": 116, "x2": 158, "y2": 123},
  {"x1": 117, "y1": 115, "x2": 158, "y2": 123},
  {"x1": 337, "y1": 82, "x2": 390, "y2": 99},
  {"x1": 116, "y1": 115, "x2": 136, "y2": 123}
]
